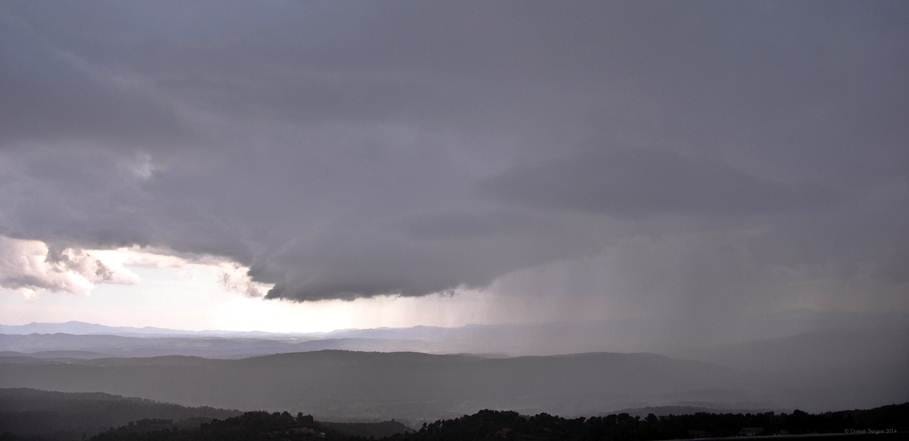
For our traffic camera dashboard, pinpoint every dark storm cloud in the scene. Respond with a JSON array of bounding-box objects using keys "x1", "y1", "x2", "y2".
[
  {"x1": 0, "y1": 1, "x2": 907, "y2": 312},
  {"x1": 481, "y1": 149, "x2": 833, "y2": 217},
  {"x1": 0, "y1": 12, "x2": 187, "y2": 148}
]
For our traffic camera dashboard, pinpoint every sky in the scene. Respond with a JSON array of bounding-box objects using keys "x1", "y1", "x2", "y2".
[{"x1": 1, "y1": 1, "x2": 908, "y2": 339}]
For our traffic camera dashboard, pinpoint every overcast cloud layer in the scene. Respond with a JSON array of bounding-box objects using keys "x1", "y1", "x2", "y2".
[{"x1": 1, "y1": 1, "x2": 907, "y2": 323}]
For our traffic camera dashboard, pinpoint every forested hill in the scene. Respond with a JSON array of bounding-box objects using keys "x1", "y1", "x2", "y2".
[
  {"x1": 0, "y1": 389, "x2": 411, "y2": 441},
  {"x1": 0, "y1": 388, "x2": 240, "y2": 441}
]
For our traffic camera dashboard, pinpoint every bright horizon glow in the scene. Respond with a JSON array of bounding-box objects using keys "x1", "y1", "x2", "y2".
[
  {"x1": 3, "y1": 236, "x2": 898, "y2": 334},
  {"x1": 0, "y1": 239, "x2": 504, "y2": 333}
]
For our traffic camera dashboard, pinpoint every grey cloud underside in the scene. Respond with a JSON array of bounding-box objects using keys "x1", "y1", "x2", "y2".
[
  {"x1": 0, "y1": 0, "x2": 907, "y2": 306},
  {"x1": 481, "y1": 150, "x2": 833, "y2": 217}
]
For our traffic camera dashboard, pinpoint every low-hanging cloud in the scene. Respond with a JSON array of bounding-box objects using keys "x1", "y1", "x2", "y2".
[{"x1": 0, "y1": 0, "x2": 907, "y2": 319}]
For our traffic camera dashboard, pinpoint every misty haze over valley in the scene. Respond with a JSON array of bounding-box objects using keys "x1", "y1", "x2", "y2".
[{"x1": 1, "y1": 318, "x2": 906, "y2": 421}]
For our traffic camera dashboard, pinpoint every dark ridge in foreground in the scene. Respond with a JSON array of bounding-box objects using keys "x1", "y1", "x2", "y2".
[
  {"x1": 0, "y1": 389, "x2": 410, "y2": 441},
  {"x1": 1, "y1": 389, "x2": 905, "y2": 441},
  {"x1": 397, "y1": 405, "x2": 908, "y2": 441}
]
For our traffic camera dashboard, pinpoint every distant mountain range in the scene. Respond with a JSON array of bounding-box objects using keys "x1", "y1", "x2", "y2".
[
  {"x1": 0, "y1": 321, "x2": 289, "y2": 338},
  {"x1": 4, "y1": 313, "x2": 906, "y2": 355},
  {"x1": 0, "y1": 334, "x2": 438, "y2": 359}
]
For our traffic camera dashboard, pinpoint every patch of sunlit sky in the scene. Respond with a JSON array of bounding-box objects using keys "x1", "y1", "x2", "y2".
[{"x1": 0, "y1": 247, "x2": 500, "y2": 333}]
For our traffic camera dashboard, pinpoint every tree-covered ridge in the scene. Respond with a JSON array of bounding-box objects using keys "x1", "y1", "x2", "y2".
[
  {"x1": 0, "y1": 388, "x2": 240, "y2": 441},
  {"x1": 0, "y1": 390, "x2": 409, "y2": 441},
  {"x1": 72, "y1": 412, "x2": 412, "y2": 441},
  {"x1": 396, "y1": 404, "x2": 909, "y2": 441},
  {"x1": 89, "y1": 412, "x2": 329, "y2": 441},
  {"x1": 1, "y1": 389, "x2": 906, "y2": 441},
  {"x1": 56, "y1": 402, "x2": 909, "y2": 441}
]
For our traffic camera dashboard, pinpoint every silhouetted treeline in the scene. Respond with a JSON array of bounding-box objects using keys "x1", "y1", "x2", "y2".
[
  {"x1": 84, "y1": 412, "x2": 414, "y2": 441},
  {"x1": 89, "y1": 412, "x2": 333, "y2": 441},
  {"x1": 392, "y1": 404, "x2": 909, "y2": 441},
  {"x1": 78, "y1": 402, "x2": 909, "y2": 441},
  {"x1": 3, "y1": 393, "x2": 907, "y2": 441},
  {"x1": 322, "y1": 421, "x2": 413, "y2": 439}
]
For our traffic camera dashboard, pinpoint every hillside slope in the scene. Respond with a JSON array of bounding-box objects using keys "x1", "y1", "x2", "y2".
[{"x1": 0, "y1": 388, "x2": 240, "y2": 440}]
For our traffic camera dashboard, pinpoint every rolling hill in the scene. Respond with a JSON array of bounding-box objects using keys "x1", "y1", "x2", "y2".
[{"x1": 0, "y1": 388, "x2": 240, "y2": 440}]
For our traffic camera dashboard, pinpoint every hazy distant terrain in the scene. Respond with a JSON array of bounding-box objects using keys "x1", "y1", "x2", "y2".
[
  {"x1": 1, "y1": 322, "x2": 906, "y2": 419},
  {"x1": 0, "y1": 323, "x2": 906, "y2": 436},
  {"x1": 0, "y1": 351, "x2": 755, "y2": 421},
  {"x1": 0, "y1": 333, "x2": 436, "y2": 359},
  {"x1": 692, "y1": 326, "x2": 909, "y2": 410},
  {"x1": 4, "y1": 318, "x2": 906, "y2": 358},
  {"x1": 1, "y1": 346, "x2": 904, "y2": 421}
]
